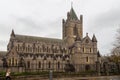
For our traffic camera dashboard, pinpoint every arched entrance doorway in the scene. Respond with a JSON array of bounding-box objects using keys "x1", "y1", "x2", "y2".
[{"x1": 85, "y1": 65, "x2": 90, "y2": 71}]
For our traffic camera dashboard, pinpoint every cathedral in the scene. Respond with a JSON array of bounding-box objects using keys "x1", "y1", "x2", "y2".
[{"x1": 0, "y1": 7, "x2": 101, "y2": 72}]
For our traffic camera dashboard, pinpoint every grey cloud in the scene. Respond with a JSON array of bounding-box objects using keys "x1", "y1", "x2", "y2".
[
  {"x1": 0, "y1": 24, "x2": 11, "y2": 40},
  {"x1": 14, "y1": 17, "x2": 42, "y2": 29},
  {"x1": 84, "y1": 7, "x2": 120, "y2": 55},
  {"x1": 39, "y1": 21, "x2": 62, "y2": 38},
  {"x1": 10, "y1": 16, "x2": 62, "y2": 39},
  {"x1": 96, "y1": 10, "x2": 120, "y2": 26},
  {"x1": 44, "y1": 18, "x2": 62, "y2": 38},
  {"x1": 88, "y1": 8, "x2": 120, "y2": 32},
  {"x1": 10, "y1": 16, "x2": 47, "y2": 36}
]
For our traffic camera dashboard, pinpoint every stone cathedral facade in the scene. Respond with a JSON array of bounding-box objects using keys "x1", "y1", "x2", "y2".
[{"x1": 1, "y1": 7, "x2": 101, "y2": 72}]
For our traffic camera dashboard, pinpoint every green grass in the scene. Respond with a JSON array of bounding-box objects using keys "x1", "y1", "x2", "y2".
[
  {"x1": 0, "y1": 71, "x2": 6, "y2": 77},
  {"x1": 11, "y1": 71, "x2": 49, "y2": 76},
  {"x1": 0, "y1": 70, "x2": 119, "y2": 78}
]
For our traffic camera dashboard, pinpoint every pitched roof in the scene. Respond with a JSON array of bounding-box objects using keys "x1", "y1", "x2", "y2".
[
  {"x1": 69, "y1": 7, "x2": 78, "y2": 20},
  {"x1": 15, "y1": 34, "x2": 63, "y2": 43},
  {"x1": 0, "y1": 51, "x2": 7, "y2": 57}
]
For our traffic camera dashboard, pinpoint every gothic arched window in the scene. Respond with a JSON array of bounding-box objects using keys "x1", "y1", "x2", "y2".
[
  {"x1": 48, "y1": 47, "x2": 50, "y2": 53},
  {"x1": 28, "y1": 45, "x2": 30, "y2": 52},
  {"x1": 42, "y1": 62, "x2": 44, "y2": 69},
  {"x1": 55, "y1": 47, "x2": 57, "y2": 53},
  {"x1": 38, "y1": 61, "x2": 41, "y2": 68},
  {"x1": 15, "y1": 59, "x2": 17, "y2": 66},
  {"x1": 57, "y1": 62, "x2": 60, "y2": 69},
  {"x1": 39, "y1": 46, "x2": 41, "y2": 52},
  {"x1": 38, "y1": 46, "x2": 40, "y2": 52},
  {"x1": 86, "y1": 57, "x2": 89, "y2": 62},
  {"x1": 12, "y1": 58, "x2": 14, "y2": 66},
  {"x1": 9, "y1": 59, "x2": 11, "y2": 66},
  {"x1": 42, "y1": 45, "x2": 45, "y2": 52},
  {"x1": 48, "y1": 62, "x2": 51, "y2": 69},
  {"x1": 21, "y1": 46, "x2": 23, "y2": 51},
  {"x1": 18, "y1": 44, "x2": 20, "y2": 51},
  {"x1": 83, "y1": 47, "x2": 85, "y2": 53},
  {"x1": 27, "y1": 61, "x2": 30, "y2": 68},
  {"x1": 90, "y1": 48, "x2": 92, "y2": 53},
  {"x1": 47, "y1": 47, "x2": 49, "y2": 52},
  {"x1": 26, "y1": 47, "x2": 27, "y2": 52},
  {"x1": 73, "y1": 25, "x2": 77, "y2": 35}
]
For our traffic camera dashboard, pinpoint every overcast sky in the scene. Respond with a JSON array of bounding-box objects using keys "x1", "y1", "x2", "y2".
[{"x1": 0, "y1": 0, "x2": 120, "y2": 55}]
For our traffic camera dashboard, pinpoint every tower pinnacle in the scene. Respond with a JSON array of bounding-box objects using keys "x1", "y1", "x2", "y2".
[{"x1": 11, "y1": 29, "x2": 15, "y2": 37}]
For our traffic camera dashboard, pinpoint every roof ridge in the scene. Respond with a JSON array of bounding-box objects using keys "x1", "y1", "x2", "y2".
[
  {"x1": 15, "y1": 34, "x2": 62, "y2": 40},
  {"x1": 15, "y1": 34, "x2": 63, "y2": 43}
]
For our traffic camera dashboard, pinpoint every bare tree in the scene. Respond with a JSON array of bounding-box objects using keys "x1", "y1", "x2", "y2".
[
  {"x1": 110, "y1": 27, "x2": 120, "y2": 63},
  {"x1": 114, "y1": 28, "x2": 120, "y2": 47}
]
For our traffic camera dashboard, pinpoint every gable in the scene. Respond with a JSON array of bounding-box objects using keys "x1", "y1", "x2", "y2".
[
  {"x1": 82, "y1": 36, "x2": 92, "y2": 44},
  {"x1": 7, "y1": 48, "x2": 19, "y2": 58}
]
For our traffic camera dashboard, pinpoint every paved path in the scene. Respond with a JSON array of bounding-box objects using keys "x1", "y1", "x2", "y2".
[{"x1": 10, "y1": 75, "x2": 120, "y2": 80}]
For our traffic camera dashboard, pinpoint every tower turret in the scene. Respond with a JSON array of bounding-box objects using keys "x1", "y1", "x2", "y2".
[
  {"x1": 62, "y1": 7, "x2": 83, "y2": 47},
  {"x1": 92, "y1": 34, "x2": 97, "y2": 54},
  {"x1": 10, "y1": 29, "x2": 15, "y2": 40},
  {"x1": 92, "y1": 34, "x2": 97, "y2": 42},
  {"x1": 11, "y1": 29, "x2": 15, "y2": 37},
  {"x1": 8, "y1": 29, "x2": 15, "y2": 51}
]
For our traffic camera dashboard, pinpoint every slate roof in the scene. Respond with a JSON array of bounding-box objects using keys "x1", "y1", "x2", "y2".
[
  {"x1": 69, "y1": 7, "x2": 78, "y2": 20},
  {"x1": 15, "y1": 34, "x2": 63, "y2": 43}
]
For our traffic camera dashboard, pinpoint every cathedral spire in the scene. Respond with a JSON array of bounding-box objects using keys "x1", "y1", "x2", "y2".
[{"x1": 67, "y1": 4, "x2": 78, "y2": 20}]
